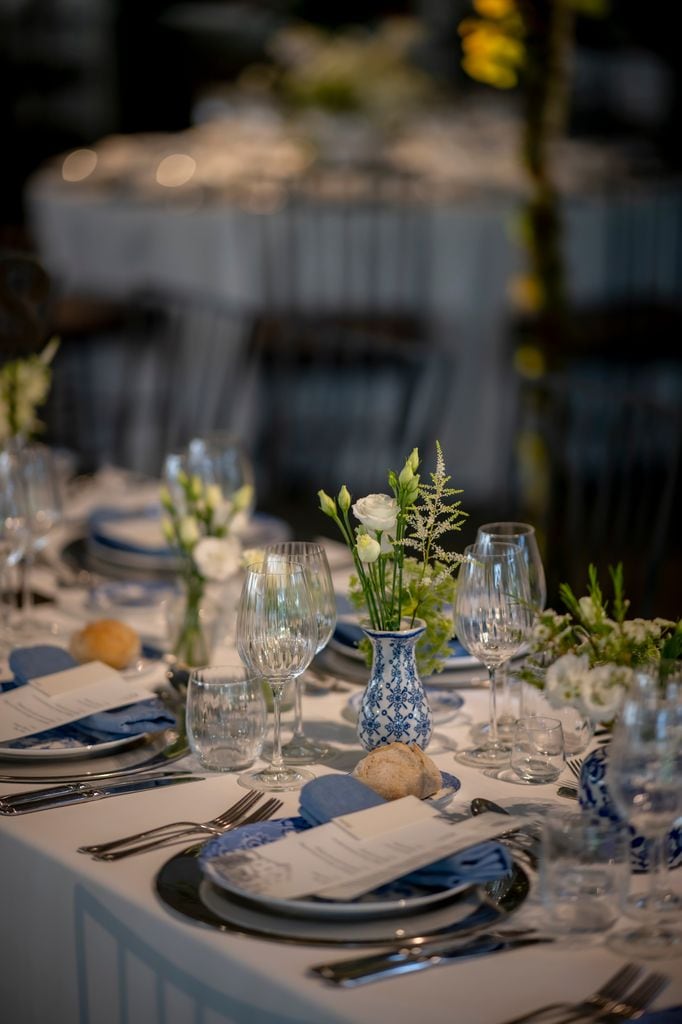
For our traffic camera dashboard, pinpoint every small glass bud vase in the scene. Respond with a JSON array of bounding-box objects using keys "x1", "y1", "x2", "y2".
[
  {"x1": 357, "y1": 619, "x2": 433, "y2": 751},
  {"x1": 166, "y1": 567, "x2": 226, "y2": 669}
]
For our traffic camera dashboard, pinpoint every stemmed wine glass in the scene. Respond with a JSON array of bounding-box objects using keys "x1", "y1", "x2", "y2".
[
  {"x1": 453, "y1": 541, "x2": 533, "y2": 768},
  {"x1": 263, "y1": 542, "x2": 336, "y2": 763},
  {"x1": 606, "y1": 684, "x2": 682, "y2": 959},
  {"x1": 475, "y1": 522, "x2": 546, "y2": 734},
  {"x1": 0, "y1": 451, "x2": 27, "y2": 646},
  {"x1": 236, "y1": 560, "x2": 318, "y2": 791},
  {"x1": 14, "y1": 444, "x2": 62, "y2": 638}
]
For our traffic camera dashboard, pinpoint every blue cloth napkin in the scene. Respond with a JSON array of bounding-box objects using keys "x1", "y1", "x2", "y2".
[
  {"x1": 298, "y1": 774, "x2": 513, "y2": 888},
  {"x1": 5, "y1": 646, "x2": 174, "y2": 743},
  {"x1": 636, "y1": 1010, "x2": 682, "y2": 1024}
]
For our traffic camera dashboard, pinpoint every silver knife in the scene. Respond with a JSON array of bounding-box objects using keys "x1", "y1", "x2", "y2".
[
  {"x1": 0, "y1": 770, "x2": 197, "y2": 809},
  {"x1": 0, "y1": 773, "x2": 202, "y2": 814},
  {"x1": 311, "y1": 935, "x2": 552, "y2": 987}
]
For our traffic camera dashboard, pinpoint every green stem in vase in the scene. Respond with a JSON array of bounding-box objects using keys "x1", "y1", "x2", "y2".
[{"x1": 174, "y1": 567, "x2": 209, "y2": 667}]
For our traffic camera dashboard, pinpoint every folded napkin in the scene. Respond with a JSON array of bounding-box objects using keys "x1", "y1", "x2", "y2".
[
  {"x1": 298, "y1": 774, "x2": 513, "y2": 888},
  {"x1": 5, "y1": 646, "x2": 174, "y2": 743}
]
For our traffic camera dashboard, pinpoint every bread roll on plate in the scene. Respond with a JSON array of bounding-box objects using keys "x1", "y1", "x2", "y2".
[
  {"x1": 69, "y1": 618, "x2": 141, "y2": 671},
  {"x1": 353, "y1": 742, "x2": 442, "y2": 801}
]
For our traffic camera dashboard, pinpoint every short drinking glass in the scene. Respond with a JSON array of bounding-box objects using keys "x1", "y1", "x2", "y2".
[
  {"x1": 511, "y1": 716, "x2": 564, "y2": 783},
  {"x1": 541, "y1": 810, "x2": 628, "y2": 940},
  {"x1": 187, "y1": 664, "x2": 267, "y2": 772}
]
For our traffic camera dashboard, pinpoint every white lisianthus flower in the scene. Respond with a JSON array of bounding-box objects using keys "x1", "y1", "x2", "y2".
[
  {"x1": 179, "y1": 515, "x2": 200, "y2": 548},
  {"x1": 193, "y1": 536, "x2": 241, "y2": 581},
  {"x1": 544, "y1": 652, "x2": 589, "y2": 709},
  {"x1": 352, "y1": 493, "x2": 398, "y2": 533},
  {"x1": 579, "y1": 664, "x2": 631, "y2": 722},
  {"x1": 357, "y1": 533, "x2": 381, "y2": 564}
]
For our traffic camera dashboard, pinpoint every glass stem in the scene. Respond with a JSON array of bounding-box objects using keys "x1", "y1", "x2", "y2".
[
  {"x1": 21, "y1": 548, "x2": 35, "y2": 619},
  {"x1": 488, "y1": 666, "x2": 499, "y2": 745},
  {"x1": 291, "y1": 677, "x2": 305, "y2": 740},
  {"x1": 647, "y1": 832, "x2": 664, "y2": 909},
  {"x1": 269, "y1": 681, "x2": 287, "y2": 771}
]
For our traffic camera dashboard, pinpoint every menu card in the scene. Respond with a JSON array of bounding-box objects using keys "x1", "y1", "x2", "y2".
[
  {"x1": 209, "y1": 797, "x2": 529, "y2": 901},
  {"x1": 0, "y1": 662, "x2": 154, "y2": 742}
]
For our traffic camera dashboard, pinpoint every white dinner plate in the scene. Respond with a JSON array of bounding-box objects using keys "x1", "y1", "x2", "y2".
[
  {"x1": 200, "y1": 816, "x2": 467, "y2": 922},
  {"x1": 0, "y1": 730, "x2": 146, "y2": 761}
]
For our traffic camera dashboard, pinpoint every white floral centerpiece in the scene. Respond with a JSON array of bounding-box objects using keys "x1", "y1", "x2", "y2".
[
  {"x1": 0, "y1": 338, "x2": 59, "y2": 443},
  {"x1": 160, "y1": 473, "x2": 252, "y2": 666},
  {"x1": 519, "y1": 564, "x2": 682, "y2": 723},
  {"x1": 318, "y1": 442, "x2": 467, "y2": 677}
]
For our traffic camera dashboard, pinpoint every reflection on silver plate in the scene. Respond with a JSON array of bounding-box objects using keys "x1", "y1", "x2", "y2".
[
  {"x1": 156, "y1": 847, "x2": 529, "y2": 946},
  {"x1": 200, "y1": 818, "x2": 468, "y2": 921}
]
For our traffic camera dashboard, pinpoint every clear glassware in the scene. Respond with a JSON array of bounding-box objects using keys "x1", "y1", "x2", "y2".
[
  {"x1": 606, "y1": 686, "x2": 682, "y2": 959},
  {"x1": 0, "y1": 451, "x2": 28, "y2": 646},
  {"x1": 453, "y1": 541, "x2": 533, "y2": 768},
  {"x1": 263, "y1": 542, "x2": 336, "y2": 764},
  {"x1": 475, "y1": 522, "x2": 546, "y2": 732},
  {"x1": 510, "y1": 715, "x2": 564, "y2": 783},
  {"x1": 236, "y1": 560, "x2": 317, "y2": 791},
  {"x1": 186, "y1": 663, "x2": 267, "y2": 772},
  {"x1": 186, "y1": 434, "x2": 256, "y2": 514},
  {"x1": 14, "y1": 444, "x2": 62, "y2": 638}
]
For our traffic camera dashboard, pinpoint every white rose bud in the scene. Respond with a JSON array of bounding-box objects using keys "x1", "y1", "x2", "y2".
[
  {"x1": 179, "y1": 515, "x2": 200, "y2": 547},
  {"x1": 357, "y1": 533, "x2": 381, "y2": 564},
  {"x1": 232, "y1": 483, "x2": 254, "y2": 513},
  {"x1": 205, "y1": 484, "x2": 223, "y2": 510},
  {"x1": 352, "y1": 493, "x2": 398, "y2": 534},
  {"x1": 161, "y1": 515, "x2": 175, "y2": 545}
]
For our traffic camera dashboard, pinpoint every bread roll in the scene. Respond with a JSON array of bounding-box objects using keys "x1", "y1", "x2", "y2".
[
  {"x1": 352, "y1": 742, "x2": 442, "y2": 801},
  {"x1": 69, "y1": 618, "x2": 141, "y2": 671}
]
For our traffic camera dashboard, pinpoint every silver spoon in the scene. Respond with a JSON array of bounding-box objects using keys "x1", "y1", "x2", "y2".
[{"x1": 470, "y1": 798, "x2": 540, "y2": 870}]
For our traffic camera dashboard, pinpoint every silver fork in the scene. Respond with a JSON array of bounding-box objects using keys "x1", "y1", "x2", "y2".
[
  {"x1": 78, "y1": 790, "x2": 263, "y2": 855},
  {"x1": 496, "y1": 963, "x2": 644, "y2": 1024},
  {"x1": 593, "y1": 972, "x2": 670, "y2": 1023},
  {"x1": 94, "y1": 797, "x2": 284, "y2": 860},
  {"x1": 566, "y1": 757, "x2": 584, "y2": 781}
]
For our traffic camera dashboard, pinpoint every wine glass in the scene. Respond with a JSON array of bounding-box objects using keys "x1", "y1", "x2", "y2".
[
  {"x1": 186, "y1": 434, "x2": 256, "y2": 514},
  {"x1": 14, "y1": 444, "x2": 62, "y2": 638},
  {"x1": 453, "y1": 541, "x2": 533, "y2": 768},
  {"x1": 236, "y1": 560, "x2": 318, "y2": 791},
  {"x1": 606, "y1": 685, "x2": 682, "y2": 959},
  {"x1": 0, "y1": 451, "x2": 27, "y2": 645},
  {"x1": 263, "y1": 542, "x2": 336, "y2": 763},
  {"x1": 475, "y1": 522, "x2": 546, "y2": 734}
]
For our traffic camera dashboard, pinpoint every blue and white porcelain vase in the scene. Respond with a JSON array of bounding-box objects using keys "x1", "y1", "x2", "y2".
[
  {"x1": 579, "y1": 746, "x2": 682, "y2": 872},
  {"x1": 357, "y1": 619, "x2": 433, "y2": 752}
]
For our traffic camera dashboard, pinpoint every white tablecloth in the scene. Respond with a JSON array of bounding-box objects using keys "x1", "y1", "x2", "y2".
[{"x1": 1, "y1": 595, "x2": 681, "y2": 1023}]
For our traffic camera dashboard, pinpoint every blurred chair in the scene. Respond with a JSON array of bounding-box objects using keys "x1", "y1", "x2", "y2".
[
  {"x1": 246, "y1": 163, "x2": 451, "y2": 506},
  {"x1": 512, "y1": 366, "x2": 682, "y2": 617}
]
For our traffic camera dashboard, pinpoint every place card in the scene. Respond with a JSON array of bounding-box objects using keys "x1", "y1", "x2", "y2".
[
  {"x1": 207, "y1": 798, "x2": 529, "y2": 902},
  {"x1": 0, "y1": 662, "x2": 154, "y2": 742}
]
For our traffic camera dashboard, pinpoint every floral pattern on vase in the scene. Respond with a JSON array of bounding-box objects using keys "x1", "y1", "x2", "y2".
[
  {"x1": 357, "y1": 620, "x2": 433, "y2": 751},
  {"x1": 578, "y1": 745, "x2": 682, "y2": 872}
]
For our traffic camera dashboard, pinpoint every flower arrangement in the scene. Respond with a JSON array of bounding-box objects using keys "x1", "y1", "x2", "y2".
[
  {"x1": 249, "y1": 17, "x2": 435, "y2": 123},
  {"x1": 0, "y1": 338, "x2": 59, "y2": 443},
  {"x1": 519, "y1": 564, "x2": 682, "y2": 723},
  {"x1": 318, "y1": 443, "x2": 467, "y2": 676},
  {"x1": 160, "y1": 472, "x2": 253, "y2": 665}
]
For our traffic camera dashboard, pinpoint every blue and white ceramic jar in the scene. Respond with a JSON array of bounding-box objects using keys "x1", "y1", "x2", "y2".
[
  {"x1": 357, "y1": 619, "x2": 433, "y2": 752},
  {"x1": 578, "y1": 745, "x2": 682, "y2": 872}
]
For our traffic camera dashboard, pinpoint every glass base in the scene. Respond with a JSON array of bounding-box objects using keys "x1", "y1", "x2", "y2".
[
  {"x1": 471, "y1": 719, "x2": 517, "y2": 743},
  {"x1": 455, "y1": 744, "x2": 511, "y2": 769},
  {"x1": 624, "y1": 889, "x2": 682, "y2": 920},
  {"x1": 607, "y1": 925, "x2": 682, "y2": 960},
  {"x1": 10, "y1": 614, "x2": 60, "y2": 642},
  {"x1": 237, "y1": 763, "x2": 314, "y2": 792},
  {"x1": 282, "y1": 734, "x2": 334, "y2": 765}
]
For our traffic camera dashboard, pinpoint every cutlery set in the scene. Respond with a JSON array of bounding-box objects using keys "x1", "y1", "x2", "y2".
[{"x1": 0, "y1": 770, "x2": 202, "y2": 814}]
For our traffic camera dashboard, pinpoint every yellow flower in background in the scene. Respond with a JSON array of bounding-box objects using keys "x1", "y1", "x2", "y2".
[{"x1": 458, "y1": 0, "x2": 525, "y2": 89}]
